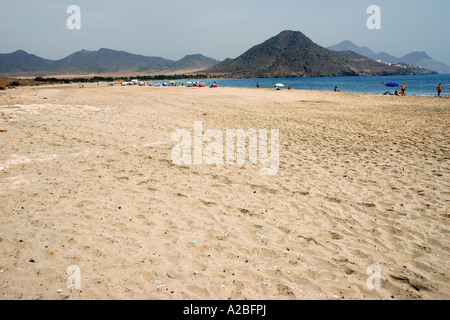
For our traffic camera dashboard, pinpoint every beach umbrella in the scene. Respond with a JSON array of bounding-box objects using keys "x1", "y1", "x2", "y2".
[
  {"x1": 385, "y1": 82, "x2": 399, "y2": 87},
  {"x1": 275, "y1": 83, "x2": 285, "y2": 87}
]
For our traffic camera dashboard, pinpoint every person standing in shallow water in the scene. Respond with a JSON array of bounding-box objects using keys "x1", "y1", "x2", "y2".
[
  {"x1": 437, "y1": 83, "x2": 442, "y2": 97},
  {"x1": 256, "y1": 82, "x2": 260, "y2": 88},
  {"x1": 401, "y1": 83, "x2": 406, "y2": 96}
]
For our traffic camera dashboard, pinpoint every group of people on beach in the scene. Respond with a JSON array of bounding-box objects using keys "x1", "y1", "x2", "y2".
[
  {"x1": 393, "y1": 83, "x2": 407, "y2": 96},
  {"x1": 377, "y1": 81, "x2": 447, "y2": 97},
  {"x1": 255, "y1": 81, "x2": 447, "y2": 96},
  {"x1": 394, "y1": 83, "x2": 445, "y2": 97}
]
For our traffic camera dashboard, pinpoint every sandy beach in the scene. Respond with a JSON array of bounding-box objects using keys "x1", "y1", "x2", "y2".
[{"x1": 0, "y1": 83, "x2": 449, "y2": 300}]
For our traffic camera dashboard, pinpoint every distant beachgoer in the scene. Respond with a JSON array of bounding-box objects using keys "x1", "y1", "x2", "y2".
[
  {"x1": 256, "y1": 82, "x2": 260, "y2": 88},
  {"x1": 401, "y1": 83, "x2": 406, "y2": 95},
  {"x1": 394, "y1": 90, "x2": 399, "y2": 96},
  {"x1": 437, "y1": 83, "x2": 442, "y2": 97},
  {"x1": 334, "y1": 87, "x2": 340, "y2": 92}
]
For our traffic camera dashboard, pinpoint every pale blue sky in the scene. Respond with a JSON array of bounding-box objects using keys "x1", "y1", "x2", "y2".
[{"x1": 1, "y1": 0, "x2": 449, "y2": 65}]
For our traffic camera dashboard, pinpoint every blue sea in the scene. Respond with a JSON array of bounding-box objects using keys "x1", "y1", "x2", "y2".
[{"x1": 194, "y1": 74, "x2": 450, "y2": 97}]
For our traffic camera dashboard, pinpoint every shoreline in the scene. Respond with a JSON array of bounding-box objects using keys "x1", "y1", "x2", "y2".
[
  {"x1": 2, "y1": 81, "x2": 447, "y2": 100},
  {"x1": 2, "y1": 73, "x2": 449, "y2": 98}
]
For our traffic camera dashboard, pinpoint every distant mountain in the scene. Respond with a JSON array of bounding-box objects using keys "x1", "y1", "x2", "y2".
[
  {"x1": 0, "y1": 50, "x2": 54, "y2": 74},
  {"x1": 328, "y1": 41, "x2": 450, "y2": 74},
  {"x1": 399, "y1": 51, "x2": 431, "y2": 64},
  {"x1": 373, "y1": 52, "x2": 399, "y2": 64},
  {"x1": 207, "y1": 31, "x2": 433, "y2": 78},
  {"x1": 169, "y1": 54, "x2": 220, "y2": 72},
  {"x1": 328, "y1": 40, "x2": 378, "y2": 60},
  {"x1": 396, "y1": 51, "x2": 450, "y2": 74},
  {"x1": 0, "y1": 49, "x2": 220, "y2": 76},
  {"x1": 51, "y1": 48, "x2": 175, "y2": 74},
  {"x1": 328, "y1": 41, "x2": 397, "y2": 63}
]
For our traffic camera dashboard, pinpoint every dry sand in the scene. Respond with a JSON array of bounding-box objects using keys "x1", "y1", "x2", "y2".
[{"x1": 0, "y1": 83, "x2": 449, "y2": 300}]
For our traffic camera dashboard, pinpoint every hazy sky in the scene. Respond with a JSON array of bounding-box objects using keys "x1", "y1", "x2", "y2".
[{"x1": 1, "y1": 0, "x2": 449, "y2": 65}]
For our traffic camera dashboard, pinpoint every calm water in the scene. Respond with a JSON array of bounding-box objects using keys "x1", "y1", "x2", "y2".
[{"x1": 194, "y1": 74, "x2": 450, "y2": 97}]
